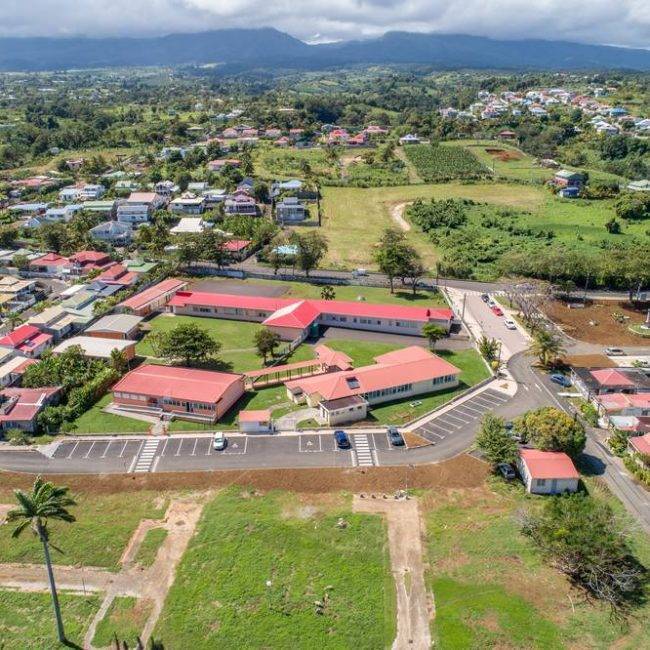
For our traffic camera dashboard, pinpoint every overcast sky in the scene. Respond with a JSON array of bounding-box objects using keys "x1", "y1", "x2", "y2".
[{"x1": 1, "y1": 1, "x2": 649, "y2": 49}]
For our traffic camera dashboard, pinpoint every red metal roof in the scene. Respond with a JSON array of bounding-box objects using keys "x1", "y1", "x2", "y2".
[
  {"x1": 112, "y1": 364, "x2": 243, "y2": 404},
  {"x1": 69, "y1": 251, "x2": 111, "y2": 264},
  {"x1": 629, "y1": 433, "x2": 650, "y2": 455},
  {"x1": 590, "y1": 369, "x2": 635, "y2": 387},
  {"x1": 29, "y1": 252, "x2": 69, "y2": 267},
  {"x1": 239, "y1": 409, "x2": 271, "y2": 423},
  {"x1": 119, "y1": 278, "x2": 186, "y2": 311},
  {"x1": 0, "y1": 386, "x2": 60, "y2": 424},
  {"x1": 519, "y1": 449, "x2": 579, "y2": 479},
  {"x1": 18, "y1": 332, "x2": 52, "y2": 353},
  {"x1": 597, "y1": 393, "x2": 650, "y2": 411},
  {"x1": 222, "y1": 239, "x2": 251, "y2": 252},
  {"x1": 263, "y1": 300, "x2": 322, "y2": 330},
  {"x1": 285, "y1": 346, "x2": 459, "y2": 401},
  {"x1": 0, "y1": 324, "x2": 42, "y2": 348}
]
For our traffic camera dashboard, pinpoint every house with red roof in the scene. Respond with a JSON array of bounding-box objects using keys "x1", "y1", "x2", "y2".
[
  {"x1": 118, "y1": 278, "x2": 187, "y2": 317},
  {"x1": 112, "y1": 364, "x2": 245, "y2": 423},
  {"x1": 284, "y1": 346, "x2": 460, "y2": 425},
  {"x1": 0, "y1": 386, "x2": 61, "y2": 433},
  {"x1": 68, "y1": 251, "x2": 114, "y2": 276},
  {"x1": 594, "y1": 393, "x2": 650, "y2": 420},
  {"x1": 28, "y1": 252, "x2": 69, "y2": 276},
  {"x1": 221, "y1": 239, "x2": 252, "y2": 261},
  {"x1": 0, "y1": 324, "x2": 53, "y2": 358},
  {"x1": 517, "y1": 448, "x2": 580, "y2": 494},
  {"x1": 571, "y1": 367, "x2": 650, "y2": 398},
  {"x1": 628, "y1": 433, "x2": 650, "y2": 459},
  {"x1": 167, "y1": 290, "x2": 454, "y2": 341},
  {"x1": 94, "y1": 263, "x2": 139, "y2": 287}
]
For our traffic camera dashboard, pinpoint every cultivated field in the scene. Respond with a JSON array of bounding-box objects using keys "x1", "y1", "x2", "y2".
[{"x1": 404, "y1": 144, "x2": 489, "y2": 182}]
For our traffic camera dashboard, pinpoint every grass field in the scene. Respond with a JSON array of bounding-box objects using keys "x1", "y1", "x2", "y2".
[
  {"x1": 154, "y1": 489, "x2": 395, "y2": 649},
  {"x1": 133, "y1": 528, "x2": 168, "y2": 568},
  {"x1": 136, "y1": 314, "x2": 316, "y2": 373},
  {"x1": 70, "y1": 394, "x2": 150, "y2": 434},
  {"x1": 255, "y1": 147, "x2": 336, "y2": 180},
  {"x1": 92, "y1": 596, "x2": 153, "y2": 648},
  {"x1": 425, "y1": 480, "x2": 650, "y2": 648},
  {"x1": 0, "y1": 490, "x2": 167, "y2": 569},
  {"x1": 0, "y1": 590, "x2": 101, "y2": 649}
]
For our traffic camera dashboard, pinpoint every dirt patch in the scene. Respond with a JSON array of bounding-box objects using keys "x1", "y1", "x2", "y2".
[
  {"x1": 565, "y1": 354, "x2": 616, "y2": 368},
  {"x1": 354, "y1": 496, "x2": 431, "y2": 650},
  {"x1": 545, "y1": 299, "x2": 649, "y2": 346},
  {"x1": 485, "y1": 148, "x2": 524, "y2": 162},
  {"x1": 188, "y1": 279, "x2": 288, "y2": 297},
  {"x1": 0, "y1": 504, "x2": 12, "y2": 524},
  {"x1": 0, "y1": 455, "x2": 489, "y2": 495},
  {"x1": 403, "y1": 430, "x2": 433, "y2": 448},
  {"x1": 390, "y1": 202, "x2": 412, "y2": 232}
]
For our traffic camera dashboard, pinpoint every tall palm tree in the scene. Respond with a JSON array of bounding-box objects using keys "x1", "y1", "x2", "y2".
[
  {"x1": 528, "y1": 329, "x2": 566, "y2": 368},
  {"x1": 6, "y1": 312, "x2": 24, "y2": 330},
  {"x1": 422, "y1": 323, "x2": 446, "y2": 350},
  {"x1": 6, "y1": 476, "x2": 77, "y2": 644}
]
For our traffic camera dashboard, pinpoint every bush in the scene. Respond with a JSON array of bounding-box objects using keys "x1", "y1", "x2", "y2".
[
  {"x1": 623, "y1": 454, "x2": 650, "y2": 488},
  {"x1": 515, "y1": 407, "x2": 586, "y2": 458},
  {"x1": 579, "y1": 401, "x2": 599, "y2": 427}
]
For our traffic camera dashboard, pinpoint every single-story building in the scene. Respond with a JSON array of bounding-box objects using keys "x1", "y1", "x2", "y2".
[
  {"x1": 0, "y1": 386, "x2": 61, "y2": 433},
  {"x1": 0, "y1": 324, "x2": 53, "y2": 358},
  {"x1": 53, "y1": 336, "x2": 136, "y2": 361},
  {"x1": 85, "y1": 313, "x2": 143, "y2": 340},
  {"x1": 112, "y1": 364, "x2": 245, "y2": 422},
  {"x1": 118, "y1": 278, "x2": 187, "y2": 317},
  {"x1": 27, "y1": 305, "x2": 77, "y2": 341},
  {"x1": 0, "y1": 356, "x2": 36, "y2": 388},
  {"x1": 517, "y1": 448, "x2": 580, "y2": 495},
  {"x1": 238, "y1": 409, "x2": 273, "y2": 433},
  {"x1": 168, "y1": 291, "x2": 454, "y2": 341},
  {"x1": 571, "y1": 367, "x2": 650, "y2": 398},
  {"x1": 285, "y1": 346, "x2": 460, "y2": 426},
  {"x1": 628, "y1": 433, "x2": 650, "y2": 458},
  {"x1": 169, "y1": 217, "x2": 211, "y2": 234}
]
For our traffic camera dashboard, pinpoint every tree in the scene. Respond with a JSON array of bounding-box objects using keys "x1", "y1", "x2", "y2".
[
  {"x1": 291, "y1": 231, "x2": 328, "y2": 277},
  {"x1": 157, "y1": 322, "x2": 221, "y2": 366},
  {"x1": 5, "y1": 312, "x2": 24, "y2": 330},
  {"x1": 254, "y1": 328, "x2": 281, "y2": 364},
  {"x1": 6, "y1": 476, "x2": 77, "y2": 643},
  {"x1": 12, "y1": 253, "x2": 29, "y2": 271},
  {"x1": 477, "y1": 335, "x2": 500, "y2": 362},
  {"x1": 374, "y1": 228, "x2": 414, "y2": 293},
  {"x1": 39, "y1": 222, "x2": 68, "y2": 253},
  {"x1": 401, "y1": 251, "x2": 426, "y2": 295},
  {"x1": 110, "y1": 348, "x2": 129, "y2": 374},
  {"x1": 528, "y1": 328, "x2": 565, "y2": 368},
  {"x1": 0, "y1": 224, "x2": 16, "y2": 248},
  {"x1": 515, "y1": 407, "x2": 586, "y2": 458},
  {"x1": 521, "y1": 493, "x2": 647, "y2": 614},
  {"x1": 476, "y1": 413, "x2": 518, "y2": 466},
  {"x1": 422, "y1": 323, "x2": 446, "y2": 350},
  {"x1": 320, "y1": 285, "x2": 336, "y2": 301}
]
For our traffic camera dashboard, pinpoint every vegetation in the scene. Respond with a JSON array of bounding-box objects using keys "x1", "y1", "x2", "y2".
[
  {"x1": 528, "y1": 328, "x2": 566, "y2": 368},
  {"x1": 515, "y1": 407, "x2": 587, "y2": 458},
  {"x1": 254, "y1": 328, "x2": 282, "y2": 363},
  {"x1": 133, "y1": 528, "x2": 168, "y2": 568},
  {"x1": 150, "y1": 321, "x2": 222, "y2": 367},
  {"x1": 92, "y1": 596, "x2": 153, "y2": 649},
  {"x1": 475, "y1": 413, "x2": 518, "y2": 467},
  {"x1": 421, "y1": 323, "x2": 447, "y2": 349},
  {"x1": 404, "y1": 144, "x2": 489, "y2": 182}
]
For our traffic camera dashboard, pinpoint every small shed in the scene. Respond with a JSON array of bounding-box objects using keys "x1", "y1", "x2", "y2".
[
  {"x1": 239, "y1": 409, "x2": 274, "y2": 434},
  {"x1": 517, "y1": 448, "x2": 579, "y2": 495}
]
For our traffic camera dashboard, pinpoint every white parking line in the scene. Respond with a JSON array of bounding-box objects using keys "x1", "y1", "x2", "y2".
[
  {"x1": 100, "y1": 442, "x2": 111, "y2": 459},
  {"x1": 119, "y1": 440, "x2": 128, "y2": 457},
  {"x1": 191, "y1": 438, "x2": 198, "y2": 456},
  {"x1": 66, "y1": 441, "x2": 79, "y2": 459},
  {"x1": 175, "y1": 439, "x2": 183, "y2": 456},
  {"x1": 83, "y1": 442, "x2": 95, "y2": 459},
  {"x1": 454, "y1": 407, "x2": 479, "y2": 420},
  {"x1": 160, "y1": 437, "x2": 169, "y2": 457},
  {"x1": 444, "y1": 413, "x2": 471, "y2": 425},
  {"x1": 458, "y1": 402, "x2": 485, "y2": 415}
]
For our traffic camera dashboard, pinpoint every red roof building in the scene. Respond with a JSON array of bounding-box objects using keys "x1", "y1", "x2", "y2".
[
  {"x1": 112, "y1": 364, "x2": 245, "y2": 423},
  {"x1": 95, "y1": 264, "x2": 139, "y2": 287},
  {"x1": 168, "y1": 291, "x2": 454, "y2": 340},
  {"x1": 29, "y1": 253, "x2": 69, "y2": 275},
  {"x1": 628, "y1": 433, "x2": 650, "y2": 456},
  {"x1": 0, "y1": 386, "x2": 60, "y2": 432},
  {"x1": 68, "y1": 251, "x2": 114, "y2": 275},
  {"x1": 118, "y1": 278, "x2": 187, "y2": 316},
  {"x1": 0, "y1": 324, "x2": 53, "y2": 358},
  {"x1": 517, "y1": 449, "x2": 579, "y2": 494}
]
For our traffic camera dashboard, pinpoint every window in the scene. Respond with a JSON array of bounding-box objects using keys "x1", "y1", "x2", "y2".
[{"x1": 536, "y1": 479, "x2": 547, "y2": 487}]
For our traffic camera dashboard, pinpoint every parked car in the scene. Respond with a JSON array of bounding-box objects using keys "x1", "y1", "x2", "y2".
[
  {"x1": 504, "y1": 318, "x2": 517, "y2": 330},
  {"x1": 497, "y1": 463, "x2": 516, "y2": 480},
  {"x1": 605, "y1": 347, "x2": 625, "y2": 356},
  {"x1": 213, "y1": 431, "x2": 227, "y2": 450},
  {"x1": 550, "y1": 373, "x2": 572, "y2": 388},
  {"x1": 387, "y1": 426, "x2": 405, "y2": 447},
  {"x1": 491, "y1": 306, "x2": 504, "y2": 316},
  {"x1": 487, "y1": 299, "x2": 497, "y2": 308},
  {"x1": 480, "y1": 293, "x2": 490, "y2": 303},
  {"x1": 334, "y1": 430, "x2": 351, "y2": 449}
]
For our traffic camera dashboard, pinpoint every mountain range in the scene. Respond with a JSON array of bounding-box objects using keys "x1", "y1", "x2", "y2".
[{"x1": 0, "y1": 28, "x2": 649, "y2": 72}]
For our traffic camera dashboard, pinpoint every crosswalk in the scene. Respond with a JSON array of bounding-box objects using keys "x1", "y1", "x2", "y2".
[
  {"x1": 132, "y1": 438, "x2": 160, "y2": 473},
  {"x1": 353, "y1": 434, "x2": 374, "y2": 467}
]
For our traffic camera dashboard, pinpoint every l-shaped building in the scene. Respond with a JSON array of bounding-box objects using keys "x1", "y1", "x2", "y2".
[{"x1": 167, "y1": 290, "x2": 454, "y2": 341}]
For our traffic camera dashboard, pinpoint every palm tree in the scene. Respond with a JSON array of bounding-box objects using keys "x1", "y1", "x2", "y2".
[
  {"x1": 6, "y1": 312, "x2": 24, "y2": 330},
  {"x1": 320, "y1": 285, "x2": 336, "y2": 301},
  {"x1": 6, "y1": 476, "x2": 77, "y2": 644},
  {"x1": 528, "y1": 329, "x2": 566, "y2": 368},
  {"x1": 477, "y1": 335, "x2": 500, "y2": 362},
  {"x1": 422, "y1": 323, "x2": 446, "y2": 350}
]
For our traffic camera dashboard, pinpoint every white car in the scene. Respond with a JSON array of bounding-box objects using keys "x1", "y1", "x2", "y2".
[
  {"x1": 605, "y1": 347, "x2": 625, "y2": 356},
  {"x1": 504, "y1": 318, "x2": 517, "y2": 330},
  {"x1": 213, "y1": 432, "x2": 227, "y2": 450}
]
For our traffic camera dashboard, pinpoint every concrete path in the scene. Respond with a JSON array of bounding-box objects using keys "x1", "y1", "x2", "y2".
[
  {"x1": 354, "y1": 495, "x2": 431, "y2": 650},
  {"x1": 274, "y1": 407, "x2": 320, "y2": 430}
]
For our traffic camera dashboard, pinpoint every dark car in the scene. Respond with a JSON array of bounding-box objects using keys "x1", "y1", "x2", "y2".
[
  {"x1": 550, "y1": 373, "x2": 572, "y2": 388},
  {"x1": 497, "y1": 463, "x2": 516, "y2": 480},
  {"x1": 480, "y1": 293, "x2": 490, "y2": 303},
  {"x1": 334, "y1": 430, "x2": 351, "y2": 449},
  {"x1": 387, "y1": 426, "x2": 405, "y2": 447}
]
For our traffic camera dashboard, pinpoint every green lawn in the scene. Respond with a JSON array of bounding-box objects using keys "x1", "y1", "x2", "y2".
[
  {"x1": 0, "y1": 590, "x2": 101, "y2": 650},
  {"x1": 70, "y1": 394, "x2": 151, "y2": 434},
  {"x1": 155, "y1": 489, "x2": 395, "y2": 649},
  {"x1": 133, "y1": 528, "x2": 168, "y2": 568},
  {"x1": 92, "y1": 596, "x2": 153, "y2": 648},
  {"x1": 368, "y1": 348, "x2": 490, "y2": 425},
  {"x1": 0, "y1": 491, "x2": 167, "y2": 570},
  {"x1": 324, "y1": 338, "x2": 402, "y2": 367},
  {"x1": 137, "y1": 314, "x2": 316, "y2": 373},
  {"x1": 425, "y1": 480, "x2": 650, "y2": 648}
]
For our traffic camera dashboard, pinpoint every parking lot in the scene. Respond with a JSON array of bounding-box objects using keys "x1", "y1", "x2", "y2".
[{"x1": 412, "y1": 388, "x2": 510, "y2": 444}]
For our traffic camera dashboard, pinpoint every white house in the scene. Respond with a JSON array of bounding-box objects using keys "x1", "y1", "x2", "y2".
[
  {"x1": 169, "y1": 217, "x2": 211, "y2": 235},
  {"x1": 517, "y1": 449, "x2": 579, "y2": 495},
  {"x1": 117, "y1": 192, "x2": 165, "y2": 225},
  {"x1": 399, "y1": 134, "x2": 420, "y2": 145},
  {"x1": 89, "y1": 220, "x2": 133, "y2": 245},
  {"x1": 59, "y1": 186, "x2": 82, "y2": 202},
  {"x1": 169, "y1": 193, "x2": 206, "y2": 215},
  {"x1": 80, "y1": 184, "x2": 106, "y2": 200},
  {"x1": 238, "y1": 409, "x2": 274, "y2": 433}
]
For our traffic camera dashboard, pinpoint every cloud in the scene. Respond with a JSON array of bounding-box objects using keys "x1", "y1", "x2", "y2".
[{"x1": 0, "y1": 0, "x2": 648, "y2": 49}]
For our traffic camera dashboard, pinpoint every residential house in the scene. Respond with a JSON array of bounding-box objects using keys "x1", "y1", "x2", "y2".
[
  {"x1": 221, "y1": 239, "x2": 252, "y2": 261},
  {"x1": 0, "y1": 386, "x2": 61, "y2": 433},
  {"x1": 94, "y1": 263, "x2": 138, "y2": 287},
  {"x1": 224, "y1": 191, "x2": 258, "y2": 216},
  {"x1": 628, "y1": 433, "x2": 650, "y2": 460},
  {"x1": 89, "y1": 220, "x2": 133, "y2": 245},
  {"x1": 118, "y1": 278, "x2": 187, "y2": 317},
  {"x1": 276, "y1": 197, "x2": 307, "y2": 223},
  {"x1": 571, "y1": 367, "x2": 650, "y2": 399},
  {"x1": 117, "y1": 192, "x2": 166, "y2": 225},
  {"x1": 67, "y1": 251, "x2": 113, "y2": 276},
  {"x1": 28, "y1": 253, "x2": 69, "y2": 276},
  {"x1": 207, "y1": 159, "x2": 241, "y2": 172},
  {"x1": 27, "y1": 305, "x2": 76, "y2": 341},
  {"x1": 627, "y1": 180, "x2": 650, "y2": 192},
  {"x1": 517, "y1": 449, "x2": 579, "y2": 495},
  {"x1": 0, "y1": 356, "x2": 36, "y2": 388},
  {"x1": 59, "y1": 186, "x2": 82, "y2": 202},
  {"x1": 82, "y1": 200, "x2": 116, "y2": 217},
  {"x1": 9, "y1": 203, "x2": 50, "y2": 216},
  {"x1": 80, "y1": 184, "x2": 106, "y2": 200},
  {"x1": 594, "y1": 393, "x2": 650, "y2": 422},
  {"x1": 553, "y1": 170, "x2": 586, "y2": 188},
  {"x1": 0, "y1": 324, "x2": 53, "y2": 358},
  {"x1": 169, "y1": 217, "x2": 211, "y2": 234},
  {"x1": 85, "y1": 313, "x2": 142, "y2": 340},
  {"x1": 399, "y1": 134, "x2": 420, "y2": 145},
  {"x1": 111, "y1": 364, "x2": 245, "y2": 423},
  {"x1": 169, "y1": 193, "x2": 206, "y2": 215}
]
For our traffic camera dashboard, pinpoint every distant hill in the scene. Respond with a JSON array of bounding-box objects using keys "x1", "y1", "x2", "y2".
[{"x1": 0, "y1": 28, "x2": 648, "y2": 72}]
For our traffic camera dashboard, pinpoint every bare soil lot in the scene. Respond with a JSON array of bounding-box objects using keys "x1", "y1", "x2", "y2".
[
  {"x1": 545, "y1": 299, "x2": 649, "y2": 345},
  {"x1": 485, "y1": 148, "x2": 523, "y2": 162}
]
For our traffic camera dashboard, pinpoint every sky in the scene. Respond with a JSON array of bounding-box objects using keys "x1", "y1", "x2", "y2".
[{"x1": 1, "y1": 1, "x2": 649, "y2": 49}]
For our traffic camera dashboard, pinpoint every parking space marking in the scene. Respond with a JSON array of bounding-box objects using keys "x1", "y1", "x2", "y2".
[
  {"x1": 299, "y1": 435, "x2": 323, "y2": 452},
  {"x1": 100, "y1": 442, "x2": 111, "y2": 459},
  {"x1": 457, "y1": 402, "x2": 484, "y2": 415},
  {"x1": 66, "y1": 441, "x2": 79, "y2": 459},
  {"x1": 472, "y1": 396, "x2": 501, "y2": 409},
  {"x1": 160, "y1": 437, "x2": 170, "y2": 457},
  {"x1": 223, "y1": 436, "x2": 248, "y2": 455},
  {"x1": 190, "y1": 438, "x2": 198, "y2": 456},
  {"x1": 205, "y1": 437, "x2": 212, "y2": 455},
  {"x1": 83, "y1": 442, "x2": 96, "y2": 459},
  {"x1": 454, "y1": 406, "x2": 480, "y2": 419},
  {"x1": 119, "y1": 440, "x2": 129, "y2": 458},
  {"x1": 443, "y1": 412, "x2": 471, "y2": 425},
  {"x1": 174, "y1": 439, "x2": 183, "y2": 456}
]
